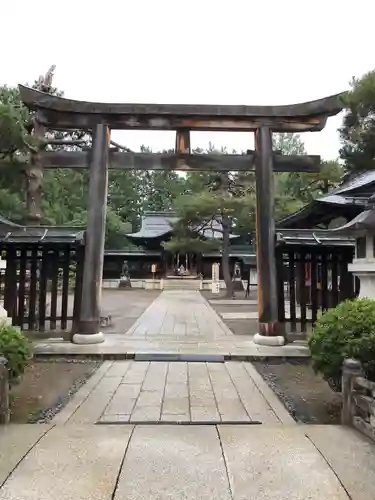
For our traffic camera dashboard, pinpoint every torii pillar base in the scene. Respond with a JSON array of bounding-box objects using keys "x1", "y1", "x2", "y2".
[
  {"x1": 73, "y1": 332, "x2": 105, "y2": 345},
  {"x1": 253, "y1": 333, "x2": 285, "y2": 346}
]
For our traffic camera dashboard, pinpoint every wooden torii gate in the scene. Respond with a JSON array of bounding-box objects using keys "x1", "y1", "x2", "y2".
[{"x1": 19, "y1": 84, "x2": 343, "y2": 345}]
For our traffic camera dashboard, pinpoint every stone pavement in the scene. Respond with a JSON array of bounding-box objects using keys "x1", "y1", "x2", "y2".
[
  {"x1": 6, "y1": 292, "x2": 375, "y2": 498},
  {"x1": 50, "y1": 361, "x2": 293, "y2": 425},
  {"x1": 33, "y1": 291, "x2": 309, "y2": 358},
  {"x1": 1, "y1": 422, "x2": 375, "y2": 499}
]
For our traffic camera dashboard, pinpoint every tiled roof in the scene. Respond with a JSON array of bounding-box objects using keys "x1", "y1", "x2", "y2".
[{"x1": 127, "y1": 212, "x2": 239, "y2": 240}]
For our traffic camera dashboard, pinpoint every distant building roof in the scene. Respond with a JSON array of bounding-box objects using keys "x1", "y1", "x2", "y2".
[
  {"x1": 278, "y1": 170, "x2": 375, "y2": 229},
  {"x1": 0, "y1": 226, "x2": 85, "y2": 244},
  {"x1": 0, "y1": 215, "x2": 23, "y2": 228},
  {"x1": 127, "y1": 212, "x2": 179, "y2": 239},
  {"x1": 127, "y1": 211, "x2": 239, "y2": 240}
]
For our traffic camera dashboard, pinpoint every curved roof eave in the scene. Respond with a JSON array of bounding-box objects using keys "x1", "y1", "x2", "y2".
[{"x1": 18, "y1": 85, "x2": 345, "y2": 119}]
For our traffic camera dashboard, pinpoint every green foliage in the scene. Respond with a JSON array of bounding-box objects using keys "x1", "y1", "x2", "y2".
[
  {"x1": 0, "y1": 324, "x2": 32, "y2": 385},
  {"x1": 340, "y1": 70, "x2": 375, "y2": 176},
  {"x1": 309, "y1": 298, "x2": 375, "y2": 390},
  {"x1": 273, "y1": 134, "x2": 342, "y2": 207}
]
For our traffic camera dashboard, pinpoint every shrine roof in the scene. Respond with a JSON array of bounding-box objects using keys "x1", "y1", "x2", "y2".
[
  {"x1": 0, "y1": 215, "x2": 23, "y2": 228},
  {"x1": 0, "y1": 226, "x2": 85, "y2": 244},
  {"x1": 276, "y1": 228, "x2": 354, "y2": 247},
  {"x1": 278, "y1": 170, "x2": 375, "y2": 229},
  {"x1": 127, "y1": 212, "x2": 239, "y2": 240}
]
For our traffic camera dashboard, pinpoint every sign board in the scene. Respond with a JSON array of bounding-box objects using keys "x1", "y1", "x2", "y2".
[
  {"x1": 211, "y1": 282, "x2": 220, "y2": 294},
  {"x1": 151, "y1": 264, "x2": 157, "y2": 274},
  {"x1": 212, "y1": 262, "x2": 220, "y2": 282}
]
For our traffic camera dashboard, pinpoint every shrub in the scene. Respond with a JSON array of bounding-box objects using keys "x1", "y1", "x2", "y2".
[
  {"x1": 0, "y1": 324, "x2": 32, "y2": 385},
  {"x1": 309, "y1": 298, "x2": 375, "y2": 391}
]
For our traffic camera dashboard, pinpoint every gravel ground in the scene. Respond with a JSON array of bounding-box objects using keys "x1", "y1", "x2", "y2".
[
  {"x1": 28, "y1": 289, "x2": 161, "y2": 339},
  {"x1": 253, "y1": 360, "x2": 342, "y2": 424},
  {"x1": 10, "y1": 359, "x2": 101, "y2": 423}
]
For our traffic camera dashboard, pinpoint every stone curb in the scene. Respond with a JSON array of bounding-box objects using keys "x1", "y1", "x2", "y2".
[
  {"x1": 96, "y1": 420, "x2": 264, "y2": 426},
  {"x1": 34, "y1": 352, "x2": 310, "y2": 362}
]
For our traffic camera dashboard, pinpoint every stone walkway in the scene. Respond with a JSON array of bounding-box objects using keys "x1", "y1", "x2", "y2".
[
  {"x1": 51, "y1": 361, "x2": 293, "y2": 425},
  {"x1": 34, "y1": 291, "x2": 309, "y2": 358},
  {"x1": 3, "y1": 292, "x2": 375, "y2": 498},
  {"x1": 1, "y1": 422, "x2": 375, "y2": 499}
]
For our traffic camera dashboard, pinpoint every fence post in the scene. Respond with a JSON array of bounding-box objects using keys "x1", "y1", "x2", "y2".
[
  {"x1": 0, "y1": 356, "x2": 9, "y2": 424},
  {"x1": 341, "y1": 358, "x2": 363, "y2": 426}
]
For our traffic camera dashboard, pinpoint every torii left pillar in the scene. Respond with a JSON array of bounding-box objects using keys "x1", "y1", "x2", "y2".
[
  {"x1": 73, "y1": 123, "x2": 109, "y2": 344},
  {"x1": 253, "y1": 126, "x2": 285, "y2": 346}
]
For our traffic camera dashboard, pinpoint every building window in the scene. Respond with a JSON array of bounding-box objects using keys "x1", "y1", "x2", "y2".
[{"x1": 356, "y1": 237, "x2": 366, "y2": 259}]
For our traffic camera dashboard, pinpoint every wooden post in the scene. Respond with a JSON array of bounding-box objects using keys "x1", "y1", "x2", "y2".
[
  {"x1": 175, "y1": 129, "x2": 191, "y2": 154},
  {"x1": 253, "y1": 126, "x2": 284, "y2": 345},
  {"x1": 341, "y1": 358, "x2": 363, "y2": 426},
  {"x1": 0, "y1": 356, "x2": 9, "y2": 425},
  {"x1": 73, "y1": 124, "x2": 109, "y2": 344}
]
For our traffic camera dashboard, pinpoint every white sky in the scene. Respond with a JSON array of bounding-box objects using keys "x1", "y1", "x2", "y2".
[{"x1": 2, "y1": 0, "x2": 374, "y2": 160}]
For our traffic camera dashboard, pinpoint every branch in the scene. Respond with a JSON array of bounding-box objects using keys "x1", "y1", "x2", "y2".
[
  {"x1": 192, "y1": 218, "x2": 216, "y2": 234},
  {"x1": 110, "y1": 140, "x2": 132, "y2": 153},
  {"x1": 43, "y1": 138, "x2": 88, "y2": 146}
]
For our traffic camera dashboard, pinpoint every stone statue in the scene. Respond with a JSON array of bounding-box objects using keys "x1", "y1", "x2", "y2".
[
  {"x1": 36, "y1": 65, "x2": 56, "y2": 92},
  {"x1": 119, "y1": 260, "x2": 131, "y2": 288}
]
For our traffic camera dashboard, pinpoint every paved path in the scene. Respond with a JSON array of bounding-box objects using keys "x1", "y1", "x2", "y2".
[
  {"x1": 50, "y1": 361, "x2": 293, "y2": 425},
  {"x1": 1, "y1": 422, "x2": 375, "y2": 499},
  {"x1": 34, "y1": 291, "x2": 309, "y2": 358},
  {"x1": 4, "y1": 292, "x2": 375, "y2": 498}
]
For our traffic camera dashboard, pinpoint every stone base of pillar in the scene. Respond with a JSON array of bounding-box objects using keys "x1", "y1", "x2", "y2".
[
  {"x1": 72, "y1": 332, "x2": 105, "y2": 345},
  {"x1": 253, "y1": 333, "x2": 285, "y2": 346},
  {"x1": 0, "y1": 305, "x2": 11, "y2": 328}
]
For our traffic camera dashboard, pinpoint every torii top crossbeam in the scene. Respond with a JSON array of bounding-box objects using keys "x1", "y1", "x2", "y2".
[{"x1": 19, "y1": 85, "x2": 344, "y2": 132}]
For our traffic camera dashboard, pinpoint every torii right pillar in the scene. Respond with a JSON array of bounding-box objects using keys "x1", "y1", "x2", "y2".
[{"x1": 253, "y1": 126, "x2": 284, "y2": 346}]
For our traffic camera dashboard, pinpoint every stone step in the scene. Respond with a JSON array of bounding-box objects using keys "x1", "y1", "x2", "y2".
[{"x1": 162, "y1": 279, "x2": 201, "y2": 291}]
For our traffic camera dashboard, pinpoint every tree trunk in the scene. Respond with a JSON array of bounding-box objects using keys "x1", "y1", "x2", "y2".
[
  {"x1": 221, "y1": 214, "x2": 234, "y2": 298},
  {"x1": 26, "y1": 120, "x2": 45, "y2": 225}
]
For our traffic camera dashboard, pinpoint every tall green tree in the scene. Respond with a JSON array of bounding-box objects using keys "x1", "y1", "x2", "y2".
[
  {"x1": 0, "y1": 79, "x2": 137, "y2": 247},
  {"x1": 340, "y1": 70, "x2": 375, "y2": 177},
  {"x1": 166, "y1": 166, "x2": 254, "y2": 297},
  {"x1": 273, "y1": 133, "x2": 342, "y2": 209}
]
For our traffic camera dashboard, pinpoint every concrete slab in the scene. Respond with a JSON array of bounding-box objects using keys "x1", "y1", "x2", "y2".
[
  {"x1": 0, "y1": 425, "x2": 133, "y2": 500},
  {"x1": 67, "y1": 375, "x2": 123, "y2": 424},
  {"x1": 305, "y1": 425, "x2": 375, "y2": 500},
  {"x1": 218, "y1": 426, "x2": 349, "y2": 499},
  {"x1": 33, "y1": 339, "x2": 310, "y2": 358},
  {"x1": 0, "y1": 425, "x2": 51, "y2": 487},
  {"x1": 209, "y1": 299, "x2": 258, "y2": 305},
  {"x1": 221, "y1": 312, "x2": 258, "y2": 319},
  {"x1": 115, "y1": 425, "x2": 231, "y2": 499},
  {"x1": 51, "y1": 361, "x2": 113, "y2": 425}
]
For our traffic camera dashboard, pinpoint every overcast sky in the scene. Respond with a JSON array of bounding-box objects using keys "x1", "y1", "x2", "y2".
[{"x1": 2, "y1": 0, "x2": 374, "y2": 159}]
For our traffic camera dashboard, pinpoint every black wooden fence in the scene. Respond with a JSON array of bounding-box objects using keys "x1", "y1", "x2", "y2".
[
  {"x1": 0, "y1": 227, "x2": 85, "y2": 332},
  {"x1": 276, "y1": 245, "x2": 355, "y2": 332},
  {"x1": 1, "y1": 244, "x2": 84, "y2": 332}
]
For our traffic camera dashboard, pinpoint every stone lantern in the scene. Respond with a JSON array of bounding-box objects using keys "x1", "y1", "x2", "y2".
[{"x1": 340, "y1": 194, "x2": 375, "y2": 299}]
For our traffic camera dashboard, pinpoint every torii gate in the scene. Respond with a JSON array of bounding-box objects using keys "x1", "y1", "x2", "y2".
[{"x1": 19, "y1": 85, "x2": 343, "y2": 345}]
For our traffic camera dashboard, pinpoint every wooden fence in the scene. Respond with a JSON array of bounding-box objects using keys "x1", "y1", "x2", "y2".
[
  {"x1": 276, "y1": 245, "x2": 355, "y2": 332},
  {"x1": 1, "y1": 243, "x2": 84, "y2": 332}
]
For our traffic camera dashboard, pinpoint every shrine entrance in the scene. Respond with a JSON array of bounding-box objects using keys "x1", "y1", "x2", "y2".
[{"x1": 18, "y1": 83, "x2": 343, "y2": 345}]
